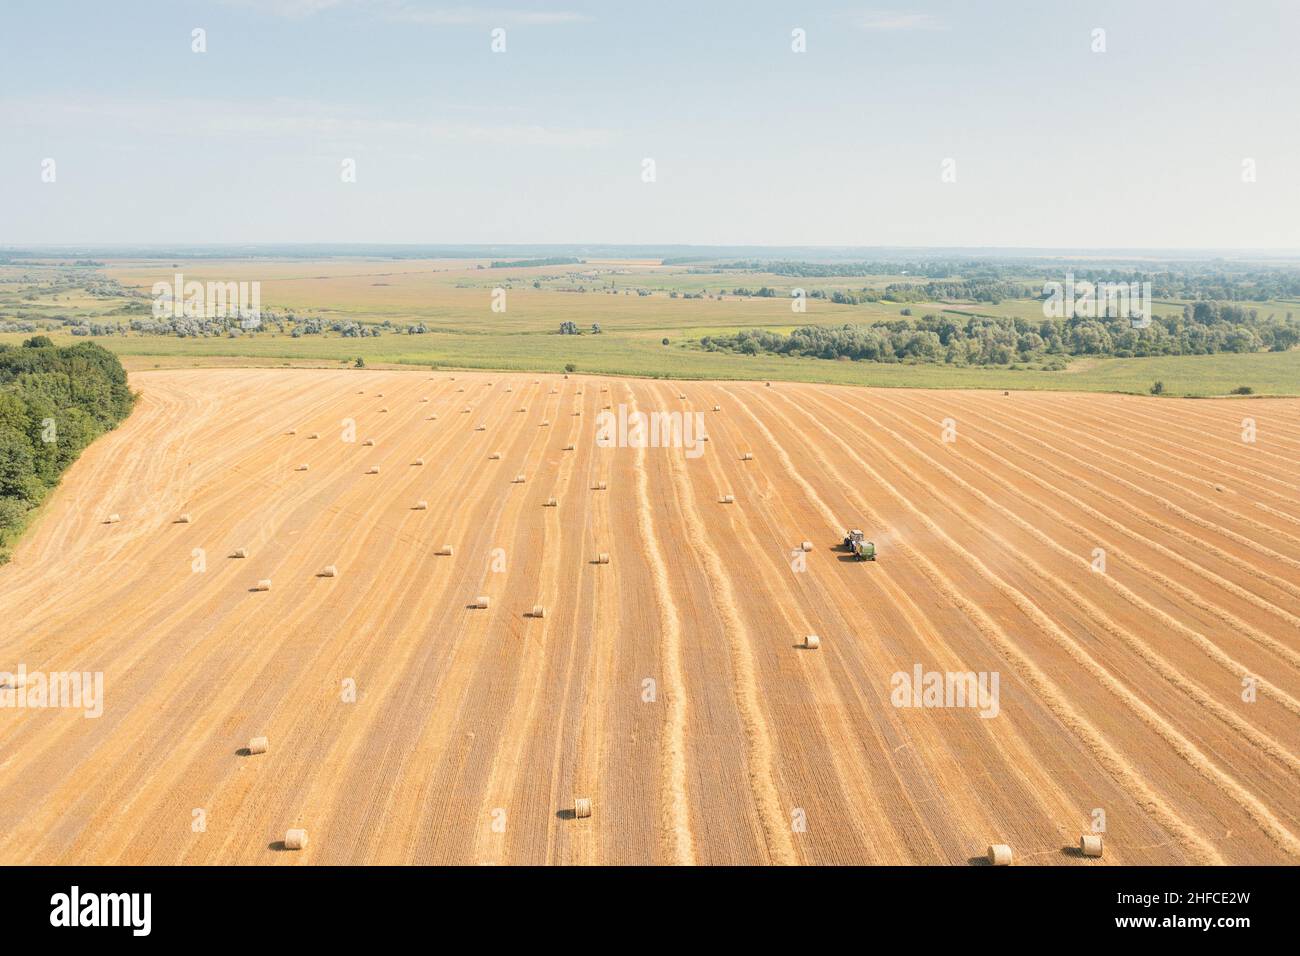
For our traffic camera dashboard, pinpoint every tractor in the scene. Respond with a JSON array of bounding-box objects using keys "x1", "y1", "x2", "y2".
[{"x1": 843, "y1": 529, "x2": 876, "y2": 561}]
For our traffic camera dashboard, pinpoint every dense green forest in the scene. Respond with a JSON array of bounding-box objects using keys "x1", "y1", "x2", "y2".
[
  {"x1": 707, "y1": 259, "x2": 1300, "y2": 301},
  {"x1": 0, "y1": 337, "x2": 135, "y2": 562},
  {"x1": 699, "y1": 303, "x2": 1300, "y2": 368}
]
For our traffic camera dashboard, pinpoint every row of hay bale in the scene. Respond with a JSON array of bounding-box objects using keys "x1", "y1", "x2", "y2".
[
  {"x1": 986, "y1": 835, "x2": 1104, "y2": 864},
  {"x1": 237, "y1": 737, "x2": 321, "y2": 849},
  {"x1": 230, "y1": 545, "x2": 341, "y2": 589}
]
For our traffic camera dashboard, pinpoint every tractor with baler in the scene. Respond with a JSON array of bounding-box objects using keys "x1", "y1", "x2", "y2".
[{"x1": 843, "y1": 529, "x2": 876, "y2": 561}]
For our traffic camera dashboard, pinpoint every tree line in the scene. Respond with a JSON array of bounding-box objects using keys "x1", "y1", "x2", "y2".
[
  {"x1": 0, "y1": 337, "x2": 135, "y2": 562},
  {"x1": 698, "y1": 304, "x2": 1300, "y2": 367}
]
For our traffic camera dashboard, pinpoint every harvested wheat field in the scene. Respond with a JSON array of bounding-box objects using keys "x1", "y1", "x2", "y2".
[{"x1": 1, "y1": 368, "x2": 1298, "y2": 865}]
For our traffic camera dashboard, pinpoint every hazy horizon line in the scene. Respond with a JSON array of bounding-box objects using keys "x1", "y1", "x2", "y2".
[{"x1": 6, "y1": 242, "x2": 1300, "y2": 259}]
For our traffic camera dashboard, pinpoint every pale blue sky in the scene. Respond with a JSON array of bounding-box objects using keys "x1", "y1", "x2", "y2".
[{"x1": 2, "y1": 0, "x2": 1297, "y2": 248}]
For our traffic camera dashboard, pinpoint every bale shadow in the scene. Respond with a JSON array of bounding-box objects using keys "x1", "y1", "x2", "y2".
[
  {"x1": 555, "y1": 809, "x2": 576, "y2": 820},
  {"x1": 1061, "y1": 845, "x2": 1085, "y2": 859},
  {"x1": 267, "y1": 841, "x2": 290, "y2": 852},
  {"x1": 235, "y1": 747, "x2": 252, "y2": 757},
  {"x1": 967, "y1": 855, "x2": 991, "y2": 866}
]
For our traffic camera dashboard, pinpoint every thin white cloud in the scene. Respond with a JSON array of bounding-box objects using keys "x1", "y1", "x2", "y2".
[
  {"x1": 855, "y1": 11, "x2": 947, "y2": 31},
  {"x1": 0, "y1": 95, "x2": 613, "y2": 148},
  {"x1": 221, "y1": 0, "x2": 348, "y2": 16},
  {"x1": 222, "y1": 0, "x2": 590, "y2": 25},
  {"x1": 386, "y1": 5, "x2": 590, "y2": 25}
]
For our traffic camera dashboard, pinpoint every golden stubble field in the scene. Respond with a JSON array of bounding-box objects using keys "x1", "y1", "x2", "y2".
[{"x1": 1, "y1": 368, "x2": 1297, "y2": 864}]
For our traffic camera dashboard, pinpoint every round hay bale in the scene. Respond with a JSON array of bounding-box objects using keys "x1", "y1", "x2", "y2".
[
  {"x1": 804, "y1": 634, "x2": 820, "y2": 649},
  {"x1": 513, "y1": 473, "x2": 526, "y2": 483},
  {"x1": 254, "y1": 579, "x2": 272, "y2": 592},
  {"x1": 414, "y1": 500, "x2": 429, "y2": 510},
  {"x1": 712, "y1": 404, "x2": 721, "y2": 412},
  {"x1": 438, "y1": 544, "x2": 454, "y2": 556},
  {"x1": 376, "y1": 392, "x2": 384, "y2": 397},
  {"x1": 678, "y1": 393, "x2": 686, "y2": 400},
  {"x1": 531, "y1": 604, "x2": 546, "y2": 618},
  {"x1": 544, "y1": 497, "x2": 557, "y2": 507},
  {"x1": 362, "y1": 438, "x2": 374, "y2": 446},
  {"x1": 474, "y1": 595, "x2": 490, "y2": 609},
  {"x1": 800, "y1": 541, "x2": 813, "y2": 552},
  {"x1": 308, "y1": 433, "x2": 319, "y2": 439},
  {"x1": 379, "y1": 407, "x2": 389, "y2": 413},
  {"x1": 597, "y1": 552, "x2": 610, "y2": 564},
  {"x1": 284, "y1": 828, "x2": 308, "y2": 850},
  {"x1": 420, "y1": 396, "x2": 429, "y2": 402},
  {"x1": 987, "y1": 844, "x2": 1013, "y2": 866},
  {"x1": 462, "y1": 406, "x2": 471, "y2": 413},
  {"x1": 518, "y1": 407, "x2": 527, "y2": 413},
  {"x1": 319, "y1": 565, "x2": 338, "y2": 578},
  {"x1": 286, "y1": 428, "x2": 297, "y2": 435},
  {"x1": 475, "y1": 424, "x2": 486, "y2": 431},
  {"x1": 1079, "y1": 834, "x2": 1103, "y2": 857},
  {"x1": 741, "y1": 452, "x2": 753, "y2": 461},
  {"x1": 295, "y1": 463, "x2": 309, "y2": 471},
  {"x1": 573, "y1": 410, "x2": 581, "y2": 416},
  {"x1": 412, "y1": 458, "x2": 425, "y2": 466},
  {"x1": 489, "y1": 452, "x2": 501, "y2": 460},
  {"x1": 540, "y1": 420, "x2": 550, "y2": 427},
  {"x1": 594, "y1": 481, "x2": 607, "y2": 491},
  {"x1": 574, "y1": 798, "x2": 592, "y2": 819},
  {"x1": 248, "y1": 736, "x2": 268, "y2": 754},
  {"x1": 564, "y1": 444, "x2": 575, "y2": 451},
  {"x1": 176, "y1": 514, "x2": 192, "y2": 524},
  {"x1": 230, "y1": 548, "x2": 248, "y2": 559},
  {"x1": 428, "y1": 414, "x2": 438, "y2": 420},
  {"x1": 366, "y1": 465, "x2": 380, "y2": 475},
  {"x1": 720, "y1": 494, "x2": 734, "y2": 504}
]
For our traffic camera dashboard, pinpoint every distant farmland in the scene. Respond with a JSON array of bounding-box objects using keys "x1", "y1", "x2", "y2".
[{"x1": 1, "y1": 257, "x2": 1298, "y2": 395}]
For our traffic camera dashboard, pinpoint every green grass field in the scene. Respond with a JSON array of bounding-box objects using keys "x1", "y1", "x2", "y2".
[{"x1": 5, "y1": 327, "x2": 1296, "y2": 397}]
